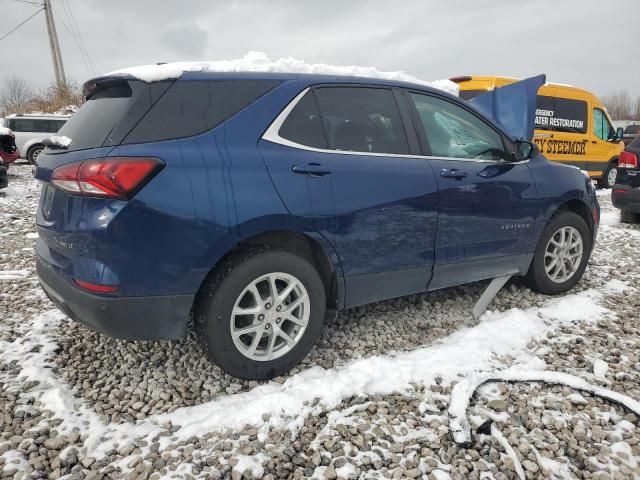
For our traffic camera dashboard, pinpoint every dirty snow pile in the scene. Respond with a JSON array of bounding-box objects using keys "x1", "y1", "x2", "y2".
[
  {"x1": 0, "y1": 126, "x2": 12, "y2": 136},
  {"x1": 107, "y1": 51, "x2": 459, "y2": 95},
  {"x1": 0, "y1": 168, "x2": 639, "y2": 480}
]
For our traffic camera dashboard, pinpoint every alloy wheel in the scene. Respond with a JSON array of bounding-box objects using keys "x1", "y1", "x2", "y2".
[
  {"x1": 544, "y1": 226, "x2": 584, "y2": 283},
  {"x1": 230, "y1": 272, "x2": 310, "y2": 361}
]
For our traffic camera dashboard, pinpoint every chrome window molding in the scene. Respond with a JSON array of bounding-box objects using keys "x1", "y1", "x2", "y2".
[{"x1": 261, "y1": 87, "x2": 529, "y2": 165}]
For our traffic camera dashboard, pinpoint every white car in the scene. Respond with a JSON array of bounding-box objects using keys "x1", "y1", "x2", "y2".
[{"x1": 2, "y1": 114, "x2": 69, "y2": 164}]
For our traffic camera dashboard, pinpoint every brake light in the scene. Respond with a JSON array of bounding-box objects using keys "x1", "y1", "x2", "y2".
[
  {"x1": 51, "y1": 157, "x2": 163, "y2": 200},
  {"x1": 619, "y1": 151, "x2": 638, "y2": 169},
  {"x1": 73, "y1": 279, "x2": 120, "y2": 293}
]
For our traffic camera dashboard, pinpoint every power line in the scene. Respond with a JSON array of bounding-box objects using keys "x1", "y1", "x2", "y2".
[
  {"x1": 55, "y1": 0, "x2": 92, "y2": 76},
  {"x1": 0, "y1": 7, "x2": 44, "y2": 42},
  {"x1": 10, "y1": 0, "x2": 44, "y2": 6},
  {"x1": 62, "y1": 0, "x2": 96, "y2": 75}
]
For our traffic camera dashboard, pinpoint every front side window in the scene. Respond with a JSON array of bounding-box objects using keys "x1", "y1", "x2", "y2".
[
  {"x1": 593, "y1": 108, "x2": 613, "y2": 141},
  {"x1": 313, "y1": 87, "x2": 409, "y2": 155},
  {"x1": 410, "y1": 93, "x2": 506, "y2": 160}
]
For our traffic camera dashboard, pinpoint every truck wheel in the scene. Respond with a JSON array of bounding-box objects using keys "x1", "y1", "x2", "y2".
[
  {"x1": 195, "y1": 246, "x2": 326, "y2": 380},
  {"x1": 598, "y1": 163, "x2": 618, "y2": 189},
  {"x1": 620, "y1": 210, "x2": 639, "y2": 224},
  {"x1": 523, "y1": 212, "x2": 591, "y2": 295},
  {"x1": 27, "y1": 145, "x2": 44, "y2": 165}
]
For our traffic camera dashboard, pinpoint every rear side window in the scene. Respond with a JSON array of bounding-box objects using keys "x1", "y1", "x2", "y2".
[
  {"x1": 123, "y1": 80, "x2": 279, "y2": 144},
  {"x1": 535, "y1": 95, "x2": 587, "y2": 134},
  {"x1": 314, "y1": 87, "x2": 409, "y2": 155},
  {"x1": 8, "y1": 118, "x2": 47, "y2": 133},
  {"x1": 278, "y1": 91, "x2": 326, "y2": 149},
  {"x1": 410, "y1": 93, "x2": 506, "y2": 160}
]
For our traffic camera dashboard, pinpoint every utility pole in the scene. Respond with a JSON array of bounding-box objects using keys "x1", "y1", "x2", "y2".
[{"x1": 43, "y1": 0, "x2": 65, "y2": 86}]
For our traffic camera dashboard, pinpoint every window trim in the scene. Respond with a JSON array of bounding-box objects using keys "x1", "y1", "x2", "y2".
[
  {"x1": 592, "y1": 107, "x2": 613, "y2": 141},
  {"x1": 262, "y1": 87, "x2": 522, "y2": 164}
]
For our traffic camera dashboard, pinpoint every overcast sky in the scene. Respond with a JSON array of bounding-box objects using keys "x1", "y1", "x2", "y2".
[{"x1": 2, "y1": 0, "x2": 638, "y2": 98}]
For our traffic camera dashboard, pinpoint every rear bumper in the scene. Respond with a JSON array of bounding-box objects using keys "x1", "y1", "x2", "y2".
[
  {"x1": 37, "y1": 256, "x2": 193, "y2": 341},
  {"x1": 612, "y1": 184, "x2": 640, "y2": 213}
]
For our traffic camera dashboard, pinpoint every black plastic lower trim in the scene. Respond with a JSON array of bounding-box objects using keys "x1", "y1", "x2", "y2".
[{"x1": 37, "y1": 257, "x2": 193, "y2": 340}]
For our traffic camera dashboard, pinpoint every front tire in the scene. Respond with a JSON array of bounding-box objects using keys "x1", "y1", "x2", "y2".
[
  {"x1": 523, "y1": 212, "x2": 591, "y2": 295},
  {"x1": 27, "y1": 145, "x2": 44, "y2": 165},
  {"x1": 195, "y1": 247, "x2": 326, "y2": 380},
  {"x1": 598, "y1": 162, "x2": 618, "y2": 189}
]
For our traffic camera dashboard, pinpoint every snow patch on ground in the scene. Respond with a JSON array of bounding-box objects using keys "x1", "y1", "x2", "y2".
[
  {"x1": 600, "y1": 210, "x2": 620, "y2": 226},
  {"x1": 0, "y1": 269, "x2": 29, "y2": 281},
  {"x1": 107, "y1": 51, "x2": 459, "y2": 95}
]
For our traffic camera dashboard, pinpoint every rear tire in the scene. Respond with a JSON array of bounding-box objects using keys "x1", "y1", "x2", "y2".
[
  {"x1": 598, "y1": 163, "x2": 618, "y2": 189},
  {"x1": 195, "y1": 246, "x2": 326, "y2": 380},
  {"x1": 523, "y1": 212, "x2": 591, "y2": 295},
  {"x1": 621, "y1": 210, "x2": 639, "y2": 224},
  {"x1": 27, "y1": 145, "x2": 44, "y2": 165}
]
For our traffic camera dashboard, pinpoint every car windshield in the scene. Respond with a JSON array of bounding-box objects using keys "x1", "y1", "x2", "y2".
[{"x1": 624, "y1": 124, "x2": 640, "y2": 134}]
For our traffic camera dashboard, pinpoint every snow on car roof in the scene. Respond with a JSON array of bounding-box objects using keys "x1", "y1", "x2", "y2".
[
  {"x1": 0, "y1": 126, "x2": 12, "y2": 136},
  {"x1": 106, "y1": 51, "x2": 459, "y2": 95}
]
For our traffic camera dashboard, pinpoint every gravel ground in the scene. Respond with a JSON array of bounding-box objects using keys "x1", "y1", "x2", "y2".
[{"x1": 0, "y1": 163, "x2": 639, "y2": 479}]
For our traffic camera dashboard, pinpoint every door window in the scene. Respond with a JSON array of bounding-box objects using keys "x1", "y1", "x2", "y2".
[
  {"x1": 410, "y1": 93, "x2": 506, "y2": 160},
  {"x1": 314, "y1": 87, "x2": 409, "y2": 155},
  {"x1": 593, "y1": 108, "x2": 613, "y2": 141}
]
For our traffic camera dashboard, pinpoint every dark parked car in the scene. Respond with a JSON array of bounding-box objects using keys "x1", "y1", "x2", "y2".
[
  {"x1": 0, "y1": 128, "x2": 20, "y2": 167},
  {"x1": 622, "y1": 124, "x2": 640, "y2": 146},
  {"x1": 35, "y1": 70, "x2": 599, "y2": 379},
  {"x1": 612, "y1": 135, "x2": 640, "y2": 223},
  {"x1": 0, "y1": 159, "x2": 7, "y2": 190}
]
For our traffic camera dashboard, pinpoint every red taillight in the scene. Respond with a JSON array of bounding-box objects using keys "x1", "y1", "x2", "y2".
[
  {"x1": 73, "y1": 279, "x2": 120, "y2": 293},
  {"x1": 51, "y1": 157, "x2": 163, "y2": 200},
  {"x1": 619, "y1": 151, "x2": 638, "y2": 169}
]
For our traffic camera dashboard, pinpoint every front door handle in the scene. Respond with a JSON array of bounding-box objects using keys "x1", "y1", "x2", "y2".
[
  {"x1": 440, "y1": 168, "x2": 467, "y2": 179},
  {"x1": 292, "y1": 163, "x2": 331, "y2": 176}
]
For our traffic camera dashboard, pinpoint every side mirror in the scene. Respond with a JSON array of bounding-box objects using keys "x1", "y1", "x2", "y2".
[
  {"x1": 514, "y1": 140, "x2": 534, "y2": 161},
  {"x1": 611, "y1": 127, "x2": 624, "y2": 143}
]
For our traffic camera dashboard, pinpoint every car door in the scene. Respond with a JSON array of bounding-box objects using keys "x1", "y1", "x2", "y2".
[
  {"x1": 591, "y1": 106, "x2": 618, "y2": 173},
  {"x1": 260, "y1": 85, "x2": 439, "y2": 308},
  {"x1": 405, "y1": 91, "x2": 538, "y2": 290}
]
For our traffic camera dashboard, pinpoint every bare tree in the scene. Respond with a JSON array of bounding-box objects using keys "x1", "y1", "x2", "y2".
[
  {"x1": 0, "y1": 75, "x2": 35, "y2": 116},
  {"x1": 30, "y1": 80, "x2": 83, "y2": 114},
  {"x1": 602, "y1": 90, "x2": 633, "y2": 120},
  {"x1": 634, "y1": 96, "x2": 640, "y2": 121}
]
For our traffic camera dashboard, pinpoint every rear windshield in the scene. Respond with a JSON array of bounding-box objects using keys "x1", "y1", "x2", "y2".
[
  {"x1": 624, "y1": 124, "x2": 640, "y2": 134},
  {"x1": 54, "y1": 83, "x2": 137, "y2": 151},
  {"x1": 52, "y1": 79, "x2": 279, "y2": 152},
  {"x1": 630, "y1": 134, "x2": 640, "y2": 148}
]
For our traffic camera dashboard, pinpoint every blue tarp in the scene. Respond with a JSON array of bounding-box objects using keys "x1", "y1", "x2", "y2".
[{"x1": 470, "y1": 75, "x2": 546, "y2": 141}]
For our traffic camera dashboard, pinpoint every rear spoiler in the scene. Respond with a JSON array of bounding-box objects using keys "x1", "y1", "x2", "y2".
[{"x1": 470, "y1": 75, "x2": 546, "y2": 141}]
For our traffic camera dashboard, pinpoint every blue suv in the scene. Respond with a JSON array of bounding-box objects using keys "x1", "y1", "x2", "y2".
[{"x1": 35, "y1": 71, "x2": 599, "y2": 379}]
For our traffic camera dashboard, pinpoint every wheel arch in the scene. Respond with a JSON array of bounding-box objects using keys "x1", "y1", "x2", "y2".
[
  {"x1": 548, "y1": 198, "x2": 596, "y2": 238},
  {"x1": 193, "y1": 229, "x2": 344, "y2": 315}
]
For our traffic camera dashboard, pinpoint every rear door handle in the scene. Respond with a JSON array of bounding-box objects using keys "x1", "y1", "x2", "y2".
[
  {"x1": 440, "y1": 168, "x2": 467, "y2": 179},
  {"x1": 292, "y1": 163, "x2": 331, "y2": 176}
]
